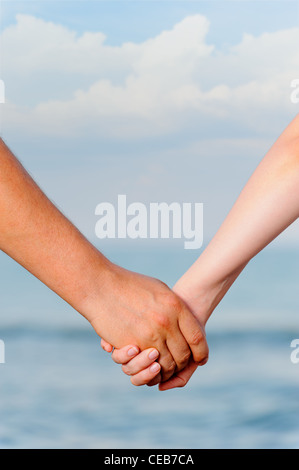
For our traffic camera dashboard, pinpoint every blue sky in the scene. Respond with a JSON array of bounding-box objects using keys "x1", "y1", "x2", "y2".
[
  {"x1": 1, "y1": 0, "x2": 299, "y2": 47},
  {"x1": 0, "y1": 0, "x2": 299, "y2": 249}
]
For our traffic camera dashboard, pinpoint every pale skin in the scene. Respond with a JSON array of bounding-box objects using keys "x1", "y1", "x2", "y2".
[
  {"x1": 0, "y1": 138, "x2": 209, "y2": 382},
  {"x1": 102, "y1": 113, "x2": 299, "y2": 391}
]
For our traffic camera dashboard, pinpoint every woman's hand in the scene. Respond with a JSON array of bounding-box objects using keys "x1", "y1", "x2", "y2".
[{"x1": 101, "y1": 342, "x2": 162, "y2": 386}]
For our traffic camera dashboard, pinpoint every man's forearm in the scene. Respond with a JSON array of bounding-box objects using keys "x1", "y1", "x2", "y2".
[
  {"x1": 0, "y1": 139, "x2": 111, "y2": 318},
  {"x1": 0, "y1": 139, "x2": 210, "y2": 380},
  {"x1": 175, "y1": 114, "x2": 299, "y2": 324}
]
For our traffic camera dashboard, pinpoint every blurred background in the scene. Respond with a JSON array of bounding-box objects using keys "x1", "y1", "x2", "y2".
[{"x1": 0, "y1": 0, "x2": 298, "y2": 449}]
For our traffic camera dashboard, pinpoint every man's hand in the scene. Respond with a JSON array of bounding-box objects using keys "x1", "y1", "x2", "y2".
[
  {"x1": 100, "y1": 279, "x2": 210, "y2": 388},
  {"x1": 86, "y1": 263, "x2": 209, "y2": 382}
]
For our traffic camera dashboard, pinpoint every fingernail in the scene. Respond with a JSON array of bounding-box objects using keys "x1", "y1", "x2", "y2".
[
  {"x1": 150, "y1": 363, "x2": 160, "y2": 373},
  {"x1": 128, "y1": 347, "x2": 139, "y2": 357},
  {"x1": 148, "y1": 349, "x2": 159, "y2": 360}
]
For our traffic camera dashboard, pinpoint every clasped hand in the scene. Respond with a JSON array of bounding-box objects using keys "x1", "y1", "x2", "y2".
[{"x1": 87, "y1": 263, "x2": 209, "y2": 390}]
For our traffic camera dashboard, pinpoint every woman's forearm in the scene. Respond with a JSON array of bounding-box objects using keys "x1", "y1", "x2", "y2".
[
  {"x1": 101, "y1": 114, "x2": 299, "y2": 391},
  {"x1": 175, "y1": 114, "x2": 299, "y2": 324}
]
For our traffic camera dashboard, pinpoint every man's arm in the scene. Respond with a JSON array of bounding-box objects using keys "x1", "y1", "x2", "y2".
[{"x1": 0, "y1": 139, "x2": 209, "y2": 382}]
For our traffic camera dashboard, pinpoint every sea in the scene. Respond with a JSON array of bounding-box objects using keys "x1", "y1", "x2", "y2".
[{"x1": 0, "y1": 243, "x2": 298, "y2": 449}]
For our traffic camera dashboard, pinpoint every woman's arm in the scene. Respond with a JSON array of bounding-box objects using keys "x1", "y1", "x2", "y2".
[
  {"x1": 163, "y1": 113, "x2": 299, "y2": 389},
  {"x1": 0, "y1": 139, "x2": 209, "y2": 382},
  {"x1": 104, "y1": 113, "x2": 299, "y2": 390},
  {"x1": 175, "y1": 113, "x2": 299, "y2": 327}
]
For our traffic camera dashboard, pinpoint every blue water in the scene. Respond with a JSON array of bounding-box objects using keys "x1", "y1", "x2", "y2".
[{"x1": 0, "y1": 244, "x2": 298, "y2": 449}]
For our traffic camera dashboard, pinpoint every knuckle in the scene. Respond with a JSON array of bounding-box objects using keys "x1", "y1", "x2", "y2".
[
  {"x1": 176, "y1": 350, "x2": 191, "y2": 368},
  {"x1": 202, "y1": 342, "x2": 209, "y2": 358},
  {"x1": 153, "y1": 311, "x2": 171, "y2": 330},
  {"x1": 142, "y1": 324, "x2": 160, "y2": 344},
  {"x1": 195, "y1": 345, "x2": 209, "y2": 364},
  {"x1": 111, "y1": 352, "x2": 120, "y2": 364},
  {"x1": 160, "y1": 292, "x2": 182, "y2": 313},
  {"x1": 189, "y1": 328, "x2": 204, "y2": 346},
  {"x1": 121, "y1": 364, "x2": 131, "y2": 376},
  {"x1": 198, "y1": 356, "x2": 209, "y2": 366},
  {"x1": 164, "y1": 359, "x2": 176, "y2": 374}
]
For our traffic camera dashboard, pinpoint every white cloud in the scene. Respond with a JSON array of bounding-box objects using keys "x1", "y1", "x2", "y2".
[{"x1": 1, "y1": 13, "x2": 298, "y2": 140}]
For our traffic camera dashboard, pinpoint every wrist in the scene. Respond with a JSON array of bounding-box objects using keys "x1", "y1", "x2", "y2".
[
  {"x1": 70, "y1": 248, "x2": 115, "y2": 323},
  {"x1": 173, "y1": 265, "x2": 243, "y2": 326}
]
